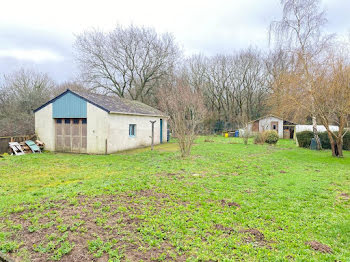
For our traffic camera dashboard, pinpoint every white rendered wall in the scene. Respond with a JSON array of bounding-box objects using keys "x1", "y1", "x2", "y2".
[
  {"x1": 107, "y1": 114, "x2": 167, "y2": 153},
  {"x1": 35, "y1": 104, "x2": 55, "y2": 151},
  {"x1": 259, "y1": 117, "x2": 284, "y2": 138},
  {"x1": 86, "y1": 103, "x2": 109, "y2": 154},
  {"x1": 247, "y1": 123, "x2": 253, "y2": 134}
]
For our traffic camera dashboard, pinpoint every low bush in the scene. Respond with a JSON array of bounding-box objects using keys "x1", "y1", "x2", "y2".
[
  {"x1": 318, "y1": 132, "x2": 331, "y2": 149},
  {"x1": 254, "y1": 133, "x2": 265, "y2": 144},
  {"x1": 320, "y1": 131, "x2": 350, "y2": 150},
  {"x1": 343, "y1": 132, "x2": 350, "y2": 150},
  {"x1": 264, "y1": 130, "x2": 279, "y2": 144},
  {"x1": 296, "y1": 131, "x2": 314, "y2": 148},
  {"x1": 296, "y1": 130, "x2": 350, "y2": 150}
]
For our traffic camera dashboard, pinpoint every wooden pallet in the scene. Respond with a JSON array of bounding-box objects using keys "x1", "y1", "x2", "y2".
[{"x1": 8, "y1": 142, "x2": 25, "y2": 156}]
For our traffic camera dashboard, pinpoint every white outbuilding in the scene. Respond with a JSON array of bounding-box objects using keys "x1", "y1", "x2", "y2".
[
  {"x1": 34, "y1": 89, "x2": 168, "y2": 154},
  {"x1": 247, "y1": 115, "x2": 297, "y2": 139},
  {"x1": 247, "y1": 114, "x2": 340, "y2": 139},
  {"x1": 295, "y1": 125, "x2": 339, "y2": 133}
]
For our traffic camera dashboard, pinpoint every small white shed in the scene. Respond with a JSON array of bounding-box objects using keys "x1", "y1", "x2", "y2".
[
  {"x1": 34, "y1": 89, "x2": 168, "y2": 154},
  {"x1": 247, "y1": 115, "x2": 292, "y2": 139}
]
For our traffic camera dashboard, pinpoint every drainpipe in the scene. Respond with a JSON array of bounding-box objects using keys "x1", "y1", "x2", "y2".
[{"x1": 105, "y1": 139, "x2": 107, "y2": 155}]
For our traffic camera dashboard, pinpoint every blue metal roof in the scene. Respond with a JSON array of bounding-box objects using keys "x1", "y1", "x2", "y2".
[
  {"x1": 52, "y1": 91, "x2": 87, "y2": 118},
  {"x1": 34, "y1": 89, "x2": 110, "y2": 115},
  {"x1": 34, "y1": 89, "x2": 166, "y2": 117}
]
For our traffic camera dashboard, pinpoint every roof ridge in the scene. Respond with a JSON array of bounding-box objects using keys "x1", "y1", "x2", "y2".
[{"x1": 34, "y1": 88, "x2": 167, "y2": 117}]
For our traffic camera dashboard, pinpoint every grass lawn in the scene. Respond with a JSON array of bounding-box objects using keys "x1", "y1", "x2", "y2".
[{"x1": 0, "y1": 136, "x2": 349, "y2": 261}]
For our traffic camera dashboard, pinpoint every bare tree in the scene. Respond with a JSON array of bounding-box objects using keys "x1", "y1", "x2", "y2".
[
  {"x1": 185, "y1": 48, "x2": 269, "y2": 133},
  {"x1": 233, "y1": 48, "x2": 268, "y2": 121},
  {"x1": 313, "y1": 52, "x2": 350, "y2": 157},
  {"x1": 158, "y1": 76, "x2": 206, "y2": 157},
  {"x1": 54, "y1": 81, "x2": 90, "y2": 96},
  {"x1": 0, "y1": 69, "x2": 55, "y2": 136},
  {"x1": 265, "y1": 49, "x2": 293, "y2": 117},
  {"x1": 238, "y1": 113, "x2": 251, "y2": 145},
  {"x1": 204, "y1": 54, "x2": 234, "y2": 124},
  {"x1": 74, "y1": 25, "x2": 180, "y2": 103},
  {"x1": 269, "y1": 0, "x2": 333, "y2": 150}
]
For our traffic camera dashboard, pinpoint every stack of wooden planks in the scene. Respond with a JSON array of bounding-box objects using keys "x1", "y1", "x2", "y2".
[
  {"x1": 19, "y1": 141, "x2": 32, "y2": 153},
  {"x1": 8, "y1": 140, "x2": 44, "y2": 155},
  {"x1": 35, "y1": 140, "x2": 45, "y2": 149}
]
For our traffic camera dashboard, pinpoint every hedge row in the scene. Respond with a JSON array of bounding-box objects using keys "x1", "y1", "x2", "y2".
[{"x1": 296, "y1": 131, "x2": 350, "y2": 150}]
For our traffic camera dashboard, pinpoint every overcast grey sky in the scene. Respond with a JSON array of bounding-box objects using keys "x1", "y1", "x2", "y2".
[{"x1": 0, "y1": 0, "x2": 348, "y2": 82}]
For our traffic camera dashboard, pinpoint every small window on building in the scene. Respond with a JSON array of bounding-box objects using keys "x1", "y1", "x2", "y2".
[
  {"x1": 82, "y1": 119, "x2": 87, "y2": 124},
  {"x1": 273, "y1": 125, "x2": 277, "y2": 130},
  {"x1": 65, "y1": 119, "x2": 70, "y2": 124},
  {"x1": 129, "y1": 124, "x2": 136, "y2": 137},
  {"x1": 73, "y1": 119, "x2": 79, "y2": 124},
  {"x1": 56, "y1": 119, "x2": 62, "y2": 124}
]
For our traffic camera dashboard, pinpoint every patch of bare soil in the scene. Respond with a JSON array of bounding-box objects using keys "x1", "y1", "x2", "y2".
[
  {"x1": 339, "y1": 192, "x2": 349, "y2": 200},
  {"x1": 214, "y1": 224, "x2": 234, "y2": 234},
  {"x1": 0, "y1": 252, "x2": 15, "y2": 262},
  {"x1": 165, "y1": 173, "x2": 185, "y2": 180},
  {"x1": 1, "y1": 190, "x2": 186, "y2": 261},
  {"x1": 244, "y1": 189, "x2": 254, "y2": 194},
  {"x1": 166, "y1": 173, "x2": 177, "y2": 176},
  {"x1": 156, "y1": 172, "x2": 185, "y2": 180},
  {"x1": 306, "y1": 241, "x2": 332, "y2": 253},
  {"x1": 239, "y1": 228, "x2": 272, "y2": 249},
  {"x1": 221, "y1": 200, "x2": 241, "y2": 209}
]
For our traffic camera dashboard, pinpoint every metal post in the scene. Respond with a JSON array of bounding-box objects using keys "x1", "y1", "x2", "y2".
[
  {"x1": 150, "y1": 120, "x2": 156, "y2": 150},
  {"x1": 105, "y1": 139, "x2": 108, "y2": 155}
]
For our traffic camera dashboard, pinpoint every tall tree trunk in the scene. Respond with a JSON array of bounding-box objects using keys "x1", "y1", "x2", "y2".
[
  {"x1": 336, "y1": 117, "x2": 345, "y2": 157},
  {"x1": 312, "y1": 115, "x2": 322, "y2": 150},
  {"x1": 326, "y1": 130, "x2": 336, "y2": 157},
  {"x1": 336, "y1": 135, "x2": 343, "y2": 157}
]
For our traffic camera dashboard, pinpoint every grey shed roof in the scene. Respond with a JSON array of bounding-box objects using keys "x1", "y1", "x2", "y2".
[
  {"x1": 247, "y1": 114, "x2": 297, "y2": 125},
  {"x1": 34, "y1": 89, "x2": 167, "y2": 117}
]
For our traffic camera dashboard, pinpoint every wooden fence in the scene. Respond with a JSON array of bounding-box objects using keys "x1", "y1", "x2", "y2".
[{"x1": 0, "y1": 135, "x2": 36, "y2": 154}]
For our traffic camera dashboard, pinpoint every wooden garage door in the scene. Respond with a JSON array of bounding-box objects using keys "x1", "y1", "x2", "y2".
[
  {"x1": 252, "y1": 120, "x2": 259, "y2": 132},
  {"x1": 55, "y1": 118, "x2": 87, "y2": 153}
]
